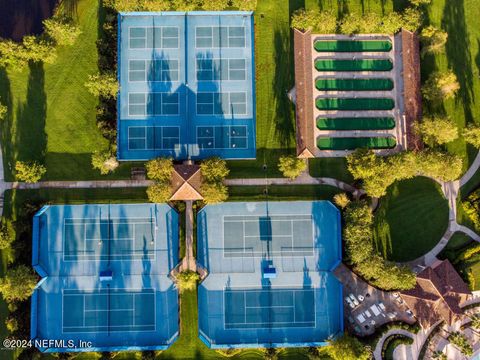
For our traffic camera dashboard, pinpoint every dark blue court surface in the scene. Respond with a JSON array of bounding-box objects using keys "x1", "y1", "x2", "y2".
[
  {"x1": 31, "y1": 204, "x2": 179, "y2": 352},
  {"x1": 117, "y1": 11, "x2": 256, "y2": 161},
  {"x1": 197, "y1": 201, "x2": 343, "y2": 348}
]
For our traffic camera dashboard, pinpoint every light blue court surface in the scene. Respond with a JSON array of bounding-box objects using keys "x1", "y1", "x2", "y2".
[
  {"x1": 117, "y1": 11, "x2": 256, "y2": 161},
  {"x1": 31, "y1": 204, "x2": 179, "y2": 352},
  {"x1": 197, "y1": 201, "x2": 343, "y2": 348}
]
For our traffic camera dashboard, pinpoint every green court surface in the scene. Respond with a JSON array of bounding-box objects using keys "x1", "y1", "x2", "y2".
[
  {"x1": 317, "y1": 137, "x2": 396, "y2": 150},
  {"x1": 314, "y1": 59, "x2": 393, "y2": 72},
  {"x1": 315, "y1": 98, "x2": 395, "y2": 110},
  {"x1": 314, "y1": 40, "x2": 392, "y2": 52},
  {"x1": 316, "y1": 117, "x2": 395, "y2": 130},
  {"x1": 315, "y1": 78, "x2": 394, "y2": 91}
]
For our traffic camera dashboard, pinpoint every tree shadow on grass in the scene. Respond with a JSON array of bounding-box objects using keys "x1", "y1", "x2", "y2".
[
  {"x1": 15, "y1": 62, "x2": 47, "y2": 165},
  {"x1": 0, "y1": 67, "x2": 14, "y2": 180},
  {"x1": 272, "y1": 28, "x2": 296, "y2": 150},
  {"x1": 476, "y1": 39, "x2": 480, "y2": 83},
  {"x1": 442, "y1": 0, "x2": 475, "y2": 124}
]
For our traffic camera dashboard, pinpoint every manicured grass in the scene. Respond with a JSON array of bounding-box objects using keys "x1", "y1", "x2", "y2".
[
  {"x1": 373, "y1": 177, "x2": 449, "y2": 262},
  {"x1": 314, "y1": 59, "x2": 393, "y2": 72},
  {"x1": 315, "y1": 78, "x2": 394, "y2": 91},
  {"x1": 316, "y1": 98, "x2": 395, "y2": 111},
  {"x1": 228, "y1": 184, "x2": 342, "y2": 201},
  {"x1": 309, "y1": 157, "x2": 354, "y2": 184},
  {"x1": 317, "y1": 137, "x2": 396, "y2": 150}
]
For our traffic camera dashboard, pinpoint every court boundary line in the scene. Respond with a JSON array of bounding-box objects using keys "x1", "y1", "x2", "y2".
[
  {"x1": 128, "y1": 58, "x2": 181, "y2": 84},
  {"x1": 194, "y1": 25, "x2": 247, "y2": 50},
  {"x1": 221, "y1": 214, "x2": 316, "y2": 258},
  {"x1": 127, "y1": 126, "x2": 181, "y2": 152},
  {"x1": 127, "y1": 91, "x2": 180, "y2": 117},
  {"x1": 222, "y1": 287, "x2": 317, "y2": 330},
  {"x1": 62, "y1": 217, "x2": 158, "y2": 262},
  {"x1": 61, "y1": 288, "x2": 157, "y2": 334},
  {"x1": 128, "y1": 25, "x2": 180, "y2": 51},
  {"x1": 196, "y1": 125, "x2": 249, "y2": 150}
]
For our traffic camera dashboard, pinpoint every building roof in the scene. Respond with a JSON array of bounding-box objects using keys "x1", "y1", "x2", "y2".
[
  {"x1": 400, "y1": 260, "x2": 471, "y2": 328},
  {"x1": 293, "y1": 29, "x2": 315, "y2": 158},
  {"x1": 170, "y1": 164, "x2": 203, "y2": 201}
]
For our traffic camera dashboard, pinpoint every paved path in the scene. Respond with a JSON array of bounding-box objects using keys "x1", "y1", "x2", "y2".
[
  {"x1": 373, "y1": 329, "x2": 415, "y2": 360},
  {"x1": 180, "y1": 200, "x2": 196, "y2": 272},
  {"x1": 460, "y1": 151, "x2": 480, "y2": 187},
  {"x1": 225, "y1": 171, "x2": 364, "y2": 198}
]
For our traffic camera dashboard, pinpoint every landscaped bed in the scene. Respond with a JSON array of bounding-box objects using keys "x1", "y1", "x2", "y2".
[
  {"x1": 317, "y1": 117, "x2": 396, "y2": 130},
  {"x1": 316, "y1": 136, "x2": 396, "y2": 150},
  {"x1": 373, "y1": 177, "x2": 449, "y2": 262},
  {"x1": 314, "y1": 39, "x2": 392, "y2": 52},
  {"x1": 315, "y1": 78, "x2": 394, "y2": 91},
  {"x1": 315, "y1": 97, "x2": 395, "y2": 110},
  {"x1": 314, "y1": 59, "x2": 393, "y2": 71}
]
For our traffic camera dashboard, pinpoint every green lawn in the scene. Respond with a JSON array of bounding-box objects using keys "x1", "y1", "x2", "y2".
[
  {"x1": 228, "y1": 184, "x2": 342, "y2": 201},
  {"x1": 308, "y1": 158, "x2": 354, "y2": 183},
  {"x1": 373, "y1": 177, "x2": 449, "y2": 262}
]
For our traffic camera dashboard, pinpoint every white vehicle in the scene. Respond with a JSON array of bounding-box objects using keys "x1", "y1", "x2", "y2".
[
  {"x1": 358, "y1": 295, "x2": 365, "y2": 302},
  {"x1": 349, "y1": 294, "x2": 359, "y2": 306},
  {"x1": 345, "y1": 297, "x2": 354, "y2": 308},
  {"x1": 392, "y1": 292, "x2": 400, "y2": 298}
]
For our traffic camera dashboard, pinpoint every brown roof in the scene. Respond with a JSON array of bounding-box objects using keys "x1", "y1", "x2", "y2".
[
  {"x1": 401, "y1": 29, "x2": 423, "y2": 151},
  {"x1": 400, "y1": 260, "x2": 471, "y2": 328},
  {"x1": 170, "y1": 164, "x2": 203, "y2": 201},
  {"x1": 293, "y1": 29, "x2": 315, "y2": 158}
]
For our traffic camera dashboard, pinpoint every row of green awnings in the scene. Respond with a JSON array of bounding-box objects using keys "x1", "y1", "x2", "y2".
[{"x1": 314, "y1": 39, "x2": 392, "y2": 52}]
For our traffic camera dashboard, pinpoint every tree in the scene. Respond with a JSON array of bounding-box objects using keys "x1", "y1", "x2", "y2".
[
  {"x1": 0, "y1": 40, "x2": 28, "y2": 69},
  {"x1": 91, "y1": 150, "x2": 119, "y2": 175},
  {"x1": 410, "y1": 0, "x2": 431, "y2": 6},
  {"x1": 170, "y1": 0, "x2": 197, "y2": 11},
  {"x1": 201, "y1": 182, "x2": 228, "y2": 204},
  {"x1": 290, "y1": 9, "x2": 337, "y2": 34},
  {"x1": 146, "y1": 183, "x2": 172, "y2": 203},
  {"x1": 327, "y1": 334, "x2": 372, "y2": 360},
  {"x1": 43, "y1": 16, "x2": 82, "y2": 46},
  {"x1": 21, "y1": 36, "x2": 57, "y2": 64},
  {"x1": 470, "y1": 314, "x2": 480, "y2": 330},
  {"x1": 231, "y1": 0, "x2": 257, "y2": 11},
  {"x1": 175, "y1": 270, "x2": 200, "y2": 293},
  {"x1": 146, "y1": 157, "x2": 174, "y2": 182},
  {"x1": 414, "y1": 116, "x2": 458, "y2": 145},
  {"x1": 422, "y1": 71, "x2": 460, "y2": 101},
  {"x1": 200, "y1": 157, "x2": 229, "y2": 183},
  {"x1": 401, "y1": 7, "x2": 422, "y2": 32},
  {"x1": 84, "y1": 73, "x2": 119, "y2": 99},
  {"x1": 463, "y1": 124, "x2": 480, "y2": 148},
  {"x1": 5, "y1": 316, "x2": 18, "y2": 333},
  {"x1": 201, "y1": 0, "x2": 229, "y2": 10},
  {"x1": 339, "y1": 13, "x2": 363, "y2": 35},
  {"x1": 142, "y1": 0, "x2": 171, "y2": 11},
  {"x1": 15, "y1": 161, "x2": 46, "y2": 183},
  {"x1": 278, "y1": 155, "x2": 306, "y2": 180},
  {"x1": 0, "y1": 102, "x2": 6, "y2": 120},
  {"x1": 379, "y1": 11, "x2": 404, "y2": 34},
  {"x1": 415, "y1": 150, "x2": 462, "y2": 182},
  {"x1": 420, "y1": 26, "x2": 448, "y2": 55},
  {"x1": 431, "y1": 351, "x2": 447, "y2": 360},
  {"x1": 0, "y1": 265, "x2": 37, "y2": 302},
  {"x1": 0, "y1": 219, "x2": 15, "y2": 250}
]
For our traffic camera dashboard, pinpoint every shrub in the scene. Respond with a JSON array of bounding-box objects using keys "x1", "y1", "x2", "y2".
[
  {"x1": 146, "y1": 183, "x2": 172, "y2": 203},
  {"x1": 0, "y1": 102, "x2": 7, "y2": 120},
  {"x1": 0, "y1": 219, "x2": 15, "y2": 250},
  {"x1": 200, "y1": 157, "x2": 229, "y2": 183},
  {"x1": 145, "y1": 157, "x2": 174, "y2": 182},
  {"x1": 381, "y1": 335, "x2": 413, "y2": 360},
  {"x1": 449, "y1": 331, "x2": 473, "y2": 356},
  {"x1": 422, "y1": 71, "x2": 460, "y2": 101},
  {"x1": 410, "y1": 0, "x2": 431, "y2": 6},
  {"x1": 43, "y1": 16, "x2": 82, "y2": 46},
  {"x1": 278, "y1": 155, "x2": 306, "y2": 180},
  {"x1": 15, "y1": 161, "x2": 46, "y2": 183},
  {"x1": 141, "y1": 0, "x2": 171, "y2": 11},
  {"x1": 463, "y1": 124, "x2": 480, "y2": 148},
  {"x1": 414, "y1": 116, "x2": 458, "y2": 145},
  {"x1": 420, "y1": 26, "x2": 448, "y2": 55},
  {"x1": 201, "y1": 0, "x2": 229, "y2": 10},
  {"x1": 333, "y1": 193, "x2": 350, "y2": 209},
  {"x1": 0, "y1": 265, "x2": 37, "y2": 302},
  {"x1": 231, "y1": 0, "x2": 257, "y2": 11},
  {"x1": 170, "y1": 0, "x2": 197, "y2": 11},
  {"x1": 85, "y1": 73, "x2": 119, "y2": 99},
  {"x1": 176, "y1": 270, "x2": 199, "y2": 293},
  {"x1": 5, "y1": 316, "x2": 18, "y2": 333},
  {"x1": 201, "y1": 182, "x2": 228, "y2": 204},
  {"x1": 328, "y1": 334, "x2": 372, "y2": 360},
  {"x1": 91, "y1": 150, "x2": 119, "y2": 175}
]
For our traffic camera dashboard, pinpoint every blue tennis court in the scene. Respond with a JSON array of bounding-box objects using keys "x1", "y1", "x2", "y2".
[
  {"x1": 31, "y1": 204, "x2": 179, "y2": 352},
  {"x1": 197, "y1": 201, "x2": 343, "y2": 348},
  {"x1": 117, "y1": 11, "x2": 256, "y2": 161}
]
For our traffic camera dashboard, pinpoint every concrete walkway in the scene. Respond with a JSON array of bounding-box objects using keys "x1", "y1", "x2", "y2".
[
  {"x1": 180, "y1": 200, "x2": 196, "y2": 272},
  {"x1": 460, "y1": 151, "x2": 480, "y2": 187},
  {"x1": 373, "y1": 328, "x2": 415, "y2": 360}
]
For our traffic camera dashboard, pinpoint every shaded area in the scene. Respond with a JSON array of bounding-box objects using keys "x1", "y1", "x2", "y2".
[
  {"x1": 316, "y1": 97, "x2": 395, "y2": 110},
  {"x1": 229, "y1": 184, "x2": 341, "y2": 201},
  {"x1": 315, "y1": 78, "x2": 394, "y2": 91},
  {"x1": 314, "y1": 39, "x2": 392, "y2": 52},
  {"x1": 317, "y1": 136, "x2": 396, "y2": 150},
  {"x1": 373, "y1": 177, "x2": 449, "y2": 262},
  {"x1": 315, "y1": 59, "x2": 393, "y2": 71},
  {"x1": 316, "y1": 117, "x2": 395, "y2": 130},
  {"x1": 0, "y1": 0, "x2": 56, "y2": 41}
]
